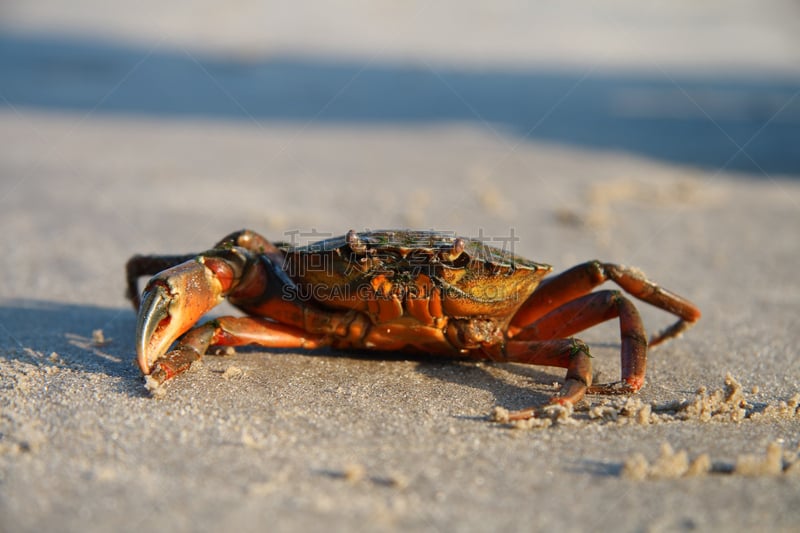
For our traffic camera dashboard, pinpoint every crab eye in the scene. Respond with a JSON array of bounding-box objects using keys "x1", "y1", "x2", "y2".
[
  {"x1": 346, "y1": 229, "x2": 367, "y2": 254},
  {"x1": 440, "y1": 238, "x2": 466, "y2": 262}
]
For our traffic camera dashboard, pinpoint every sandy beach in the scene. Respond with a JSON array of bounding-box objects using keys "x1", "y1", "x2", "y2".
[{"x1": 1, "y1": 2, "x2": 799, "y2": 531}]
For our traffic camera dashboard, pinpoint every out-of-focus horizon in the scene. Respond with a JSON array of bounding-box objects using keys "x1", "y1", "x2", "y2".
[{"x1": 2, "y1": 0, "x2": 799, "y2": 175}]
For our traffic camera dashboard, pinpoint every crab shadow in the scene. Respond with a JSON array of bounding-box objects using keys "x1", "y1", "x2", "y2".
[
  {"x1": 292, "y1": 344, "x2": 566, "y2": 412},
  {"x1": 560, "y1": 459, "x2": 624, "y2": 478},
  {"x1": 413, "y1": 358, "x2": 562, "y2": 414},
  {"x1": 0, "y1": 299, "x2": 144, "y2": 396},
  {"x1": 1, "y1": 31, "x2": 799, "y2": 175}
]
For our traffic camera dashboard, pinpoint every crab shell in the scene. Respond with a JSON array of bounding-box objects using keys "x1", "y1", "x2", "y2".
[{"x1": 279, "y1": 230, "x2": 552, "y2": 328}]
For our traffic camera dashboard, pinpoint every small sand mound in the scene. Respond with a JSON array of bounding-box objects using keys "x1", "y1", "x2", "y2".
[
  {"x1": 622, "y1": 441, "x2": 798, "y2": 480},
  {"x1": 491, "y1": 373, "x2": 799, "y2": 429}
]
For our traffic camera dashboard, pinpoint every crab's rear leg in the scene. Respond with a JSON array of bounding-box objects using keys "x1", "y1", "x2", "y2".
[
  {"x1": 496, "y1": 338, "x2": 594, "y2": 420},
  {"x1": 511, "y1": 290, "x2": 648, "y2": 397},
  {"x1": 509, "y1": 261, "x2": 701, "y2": 345},
  {"x1": 495, "y1": 290, "x2": 647, "y2": 420},
  {"x1": 502, "y1": 262, "x2": 700, "y2": 417}
]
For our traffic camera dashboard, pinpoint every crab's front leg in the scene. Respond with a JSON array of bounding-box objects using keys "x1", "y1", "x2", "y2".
[
  {"x1": 133, "y1": 241, "x2": 338, "y2": 388},
  {"x1": 135, "y1": 255, "x2": 230, "y2": 375}
]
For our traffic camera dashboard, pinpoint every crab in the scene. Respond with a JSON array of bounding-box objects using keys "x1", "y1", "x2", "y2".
[{"x1": 126, "y1": 229, "x2": 700, "y2": 418}]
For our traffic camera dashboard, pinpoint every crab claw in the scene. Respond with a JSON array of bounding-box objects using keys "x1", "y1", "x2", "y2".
[{"x1": 135, "y1": 259, "x2": 225, "y2": 375}]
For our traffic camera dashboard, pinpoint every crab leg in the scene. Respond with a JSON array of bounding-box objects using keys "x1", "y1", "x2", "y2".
[
  {"x1": 145, "y1": 317, "x2": 326, "y2": 387},
  {"x1": 496, "y1": 290, "x2": 646, "y2": 418},
  {"x1": 508, "y1": 260, "x2": 701, "y2": 345},
  {"x1": 511, "y1": 290, "x2": 647, "y2": 395},
  {"x1": 126, "y1": 230, "x2": 286, "y2": 309},
  {"x1": 126, "y1": 254, "x2": 197, "y2": 309},
  {"x1": 498, "y1": 338, "x2": 594, "y2": 410},
  {"x1": 135, "y1": 257, "x2": 231, "y2": 374},
  {"x1": 132, "y1": 232, "x2": 348, "y2": 384}
]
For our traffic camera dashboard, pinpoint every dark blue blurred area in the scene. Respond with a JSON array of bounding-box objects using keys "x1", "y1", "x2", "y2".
[{"x1": 2, "y1": 32, "x2": 798, "y2": 176}]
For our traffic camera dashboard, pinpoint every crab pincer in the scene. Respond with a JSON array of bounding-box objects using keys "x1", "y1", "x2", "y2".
[
  {"x1": 128, "y1": 233, "x2": 332, "y2": 391},
  {"x1": 135, "y1": 257, "x2": 230, "y2": 385}
]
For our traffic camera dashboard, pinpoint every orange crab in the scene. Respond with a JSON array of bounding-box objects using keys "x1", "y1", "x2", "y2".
[{"x1": 126, "y1": 229, "x2": 700, "y2": 417}]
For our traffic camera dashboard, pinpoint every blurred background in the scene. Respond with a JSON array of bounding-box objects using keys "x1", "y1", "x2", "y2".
[{"x1": 1, "y1": 1, "x2": 798, "y2": 304}]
